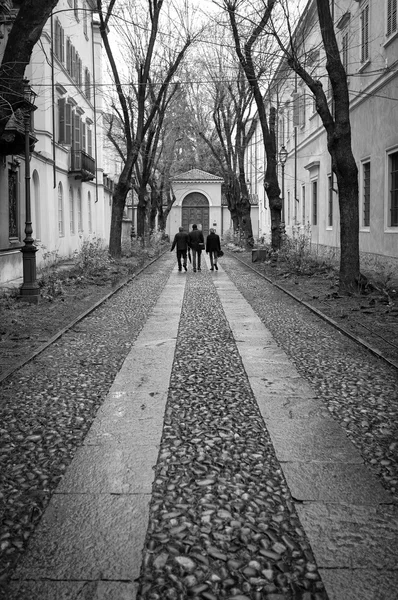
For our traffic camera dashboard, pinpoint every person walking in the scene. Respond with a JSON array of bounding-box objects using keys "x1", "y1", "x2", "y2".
[
  {"x1": 187, "y1": 224, "x2": 204, "y2": 272},
  {"x1": 206, "y1": 228, "x2": 221, "y2": 271},
  {"x1": 170, "y1": 226, "x2": 189, "y2": 271}
]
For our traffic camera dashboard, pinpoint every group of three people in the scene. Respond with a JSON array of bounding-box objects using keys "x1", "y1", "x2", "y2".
[{"x1": 171, "y1": 224, "x2": 221, "y2": 273}]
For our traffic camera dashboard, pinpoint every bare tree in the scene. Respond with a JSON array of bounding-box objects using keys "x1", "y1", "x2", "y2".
[
  {"x1": 222, "y1": 0, "x2": 283, "y2": 249},
  {"x1": 272, "y1": 0, "x2": 360, "y2": 292},
  {"x1": 0, "y1": 0, "x2": 60, "y2": 140},
  {"x1": 195, "y1": 61, "x2": 256, "y2": 246},
  {"x1": 97, "y1": 0, "x2": 196, "y2": 256}
]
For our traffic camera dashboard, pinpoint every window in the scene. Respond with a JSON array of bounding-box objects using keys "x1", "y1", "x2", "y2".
[
  {"x1": 389, "y1": 151, "x2": 398, "y2": 227},
  {"x1": 360, "y1": 4, "x2": 369, "y2": 63},
  {"x1": 342, "y1": 30, "x2": 349, "y2": 73},
  {"x1": 312, "y1": 180, "x2": 318, "y2": 226},
  {"x1": 54, "y1": 20, "x2": 65, "y2": 63},
  {"x1": 362, "y1": 161, "x2": 370, "y2": 227},
  {"x1": 328, "y1": 176, "x2": 333, "y2": 227},
  {"x1": 299, "y1": 93, "x2": 306, "y2": 128},
  {"x1": 279, "y1": 114, "x2": 285, "y2": 147},
  {"x1": 8, "y1": 167, "x2": 18, "y2": 239},
  {"x1": 285, "y1": 102, "x2": 290, "y2": 139},
  {"x1": 302, "y1": 185, "x2": 306, "y2": 223},
  {"x1": 87, "y1": 123, "x2": 93, "y2": 156},
  {"x1": 83, "y1": 0, "x2": 88, "y2": 37},
  {"x1": 58, "y1": 183, "x2": 64, "y2": 236},
  {"x1": 58, "y1": 98, "x2": 72, "y2": 144},
  {"x1": 69, "y1": 187, "x2": 75, "y2": 234},
  {"x1": 287, "y1": 190, "x2": 291, "y2": 225},
  {"x1": 88, "y1": 191, "x2": 92, "y2": 233},
  {"x1": 387, "y1": 0, "x2": 397, "y2": 37},
  {"x1": 84, "y1": 68, "x2": 91, "y2": 101},
  {"x1": 292, "y1": 92, "x2": 299, "y2": 128},
  {"x1": 78, "y1": 189, "x2": 83, "y2": 232}
]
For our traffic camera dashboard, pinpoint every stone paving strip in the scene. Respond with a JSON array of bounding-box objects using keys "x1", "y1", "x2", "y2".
[{"x1": 6, "y1": 256, "x2": 398, "y2": 600}]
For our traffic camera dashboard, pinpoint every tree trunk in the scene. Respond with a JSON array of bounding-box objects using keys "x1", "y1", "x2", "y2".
[
  {"x1": 239, "y1": 203, "x2": 254, "y2": 248},
  {"x1": 109, "y1": 183, "x2": 129, "y2": 258},
  {"x1": 332, "y1": 144, "x2": 359, "y2": 291}
]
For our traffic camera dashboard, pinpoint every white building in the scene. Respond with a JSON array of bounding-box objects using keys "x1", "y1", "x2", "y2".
[
  {"x1": 246, "y1": 0, "x2": 398, "y2": 272},
  {"x1": 167, "y1": 169, "x2": 259, "y2": 241},
  {"x1": 0, "y1": 0, "x2": 112, "y2": 284}
]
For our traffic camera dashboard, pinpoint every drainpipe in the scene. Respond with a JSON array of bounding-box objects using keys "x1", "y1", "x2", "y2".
[
  {"x1": 91, "y1": 20, "x2": 99, "y2": 203},
  {"x1": 51, "y1": 14, "x2": 56, "y2": 189}
]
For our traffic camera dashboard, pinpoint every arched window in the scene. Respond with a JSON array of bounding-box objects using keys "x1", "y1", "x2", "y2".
[
  {"x1": 69, "y1": 186, "x2": 75, "y2": 233},
  {"x1": 88, "y1": 191, "x2": 92, "y2": 233},
  {"x1": 58, "y1": 183, "x2": 64, "y2": 236},
  {"x1": 32, "y1": 170, "x2": 41, "y2": 241},
  {"x1": 77, "y1": 188, "x2": 83, "y2": 232}
]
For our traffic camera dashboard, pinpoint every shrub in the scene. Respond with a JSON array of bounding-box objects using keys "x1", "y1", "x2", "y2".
[
  {"x1": 72, "y1": 237, "x2": 111, "y2": 277},
  {"x1": 279, "y1": 225, "x2": 333, "y2": 275}
]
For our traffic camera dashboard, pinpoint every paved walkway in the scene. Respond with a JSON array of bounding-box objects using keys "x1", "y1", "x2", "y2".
[{"x1": 7, "y1": 257, "x2": 398, "y2": 600}]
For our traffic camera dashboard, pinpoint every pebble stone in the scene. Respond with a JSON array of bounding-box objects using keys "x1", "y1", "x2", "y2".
[
  {"x1": 136, "y1": 268, "x2": 328, "y2": 599},
  {"x1": 0, "y1": 257, "x2": 174, "y2": 590},
  {"x1": 221, "y1": 255, "x2": 398, "y2": 500},
  {"x1": 1, "y1": 251, "x2": 396, "y2": 600}
]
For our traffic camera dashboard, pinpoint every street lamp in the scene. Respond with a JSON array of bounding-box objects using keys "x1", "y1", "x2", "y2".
[
  {"x1": 279, "y1": 145, "x2": 288, "y2": 224},
  {"x1": 20, "y1": 78, "x2": 39, "y2": 303}
]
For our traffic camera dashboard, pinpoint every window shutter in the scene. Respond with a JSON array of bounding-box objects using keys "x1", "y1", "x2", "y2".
[
  {"x1": 361, "y1": 5, "x2": 369, "y2": 62},
  {"x1": 55, "y1": 21, "x2": 60, "y2": 59},
  {"x1": 61, "y1": 27, "x2": 65, "y2": 63},
  {"x1": 81, "y1": 122, "x2": 86, "y2": 152},
  {"x1": 387, "y1": 0, "x2": 394, "y2": 36},
  {"x1": 65, "y1": 103, "x2": 72, "y2": 145},
  {"x1": 58, "y1": 97, "x2": 65, "y2": 143},
  {"x1": 87, "y1": 127, "x2": 93, "y2": 157},
  {"x1": 292, "y1": 92, "x2": 299, "y2": 127},
  {"x1": 73, "y1": 113, "x2": 81, "y2": 150},
  {"x1": 66, "y1": 38, "x2": 71, "y2": 74}
]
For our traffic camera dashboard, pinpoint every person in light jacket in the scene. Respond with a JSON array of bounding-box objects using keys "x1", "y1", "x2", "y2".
[
  {"x1": 206, "y1": 228, "x2": 221, "y2": 271},
  {"x1": 187, "y1": 224, "x2": 204, "y2": 272}
]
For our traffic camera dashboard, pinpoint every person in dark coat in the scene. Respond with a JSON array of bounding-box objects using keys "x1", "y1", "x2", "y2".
[
  {"x1": 171, "y1": 226, "x2": 189, "y2": 271},
  {"x1": 187, "y1": 224, "x2": 204, "y2": 272},
  {"x1": 206, "y1": 228, "x2": 221, "y2": 271}
]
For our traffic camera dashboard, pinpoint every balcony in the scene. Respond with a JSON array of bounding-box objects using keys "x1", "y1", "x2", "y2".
[
  {"x1": 69, "y1": 150, "x2": 95, "y2": 182},
  {"x1": 0, "y1": 109, "x2": 37, "y2": 156}
]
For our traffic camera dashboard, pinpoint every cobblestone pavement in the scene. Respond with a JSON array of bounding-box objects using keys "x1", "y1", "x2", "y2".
[
  {"x1": 2, "y1": 253, "x2": 398, "y2": 600},
  {"x1": 0, "y1": 256, "x2": 175, "y2": 595},
  {"x1": 220, "y1": 256, "x2": 398, "y2": 501},
  {"x1": 136, "y1": 267, "x2": 327, "y2": 600}
]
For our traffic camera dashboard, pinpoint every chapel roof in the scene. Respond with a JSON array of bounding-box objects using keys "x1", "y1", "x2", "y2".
[{"x1": 171, "y1": 168, "x2": 223, "y2": 182}]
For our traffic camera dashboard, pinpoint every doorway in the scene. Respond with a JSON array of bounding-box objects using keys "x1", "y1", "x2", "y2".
[{"x1": 181, "y1": 192, "x2": 209, "y2": 237}]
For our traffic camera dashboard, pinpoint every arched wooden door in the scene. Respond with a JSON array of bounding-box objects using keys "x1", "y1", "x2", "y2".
[{"x1": 181, "y1": 192, "x2": 209, "y2": 237}]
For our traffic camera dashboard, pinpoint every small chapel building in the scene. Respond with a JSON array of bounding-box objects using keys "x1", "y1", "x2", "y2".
[
  {"x1": 167, "y1": 169, "x2": 228, "y2": 240},
  {"x1": 166, "y1": 168, "x2": 260, "y2": 241}
]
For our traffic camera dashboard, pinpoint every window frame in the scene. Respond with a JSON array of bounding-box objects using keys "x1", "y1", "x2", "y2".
[
  {"x1": 360, "y1": 3, "x2": 370, "y2": 64},
  {"x1": 77, "y1": 188, "x2": 83, "y2": 232},
  {"x1": 361, "y1": 160, "x2": 371, "y2": 229},
  {"x1": 387, "y1": 149, "x2": 398, "y2": 229},
  {"x1": 69, "y1": 186, "x2": 75, "y2": 234},
  {"x1": 302, "y1": 184, "x2": 306, "y2": 223},
  {"x1": 311, "y1": 179, "x2": 318, "y2": 226},
  {"x1": 327, "y1": 175, "x2": 334, "y2": 228},
  {"x1": 88, "y1": 191, "x2": 92, "y2": 233},
  {"x1": 387, "y1": 0, "x2": 397, "y2": 37},
  {"x1": 58, "y1": 183, "x2": 64, "y2": 237}
]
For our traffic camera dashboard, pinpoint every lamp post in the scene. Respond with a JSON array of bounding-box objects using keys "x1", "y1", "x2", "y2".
[
  {"x1": 279, "y1": 145, "x2": 288, "y2": 225},
  {"x1": 20, "y1": 78, "x2": 40, "y2": 304}
]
